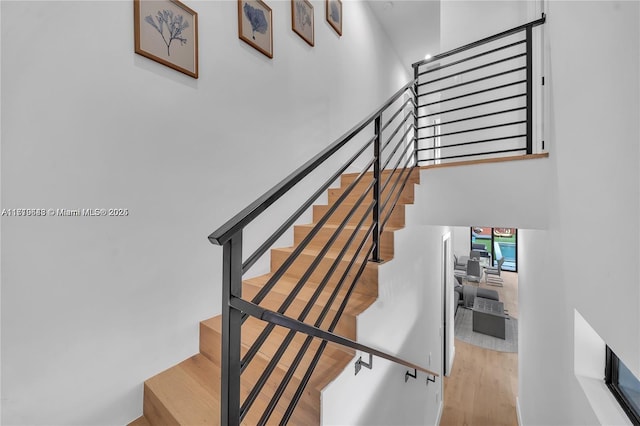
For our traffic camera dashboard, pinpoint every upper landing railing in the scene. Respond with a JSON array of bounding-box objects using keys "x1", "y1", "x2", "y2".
[
  {"x1": 209, "y1": 16, "x2": 545, "y2": 425},
  {"x1": 412, "y1": 15, "x2": 546, "y2": 164}
]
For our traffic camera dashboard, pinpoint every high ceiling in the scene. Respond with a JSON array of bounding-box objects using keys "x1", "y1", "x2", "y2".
[{"x1": 367, "y1": 0, "x2": 441, "y2": 68}]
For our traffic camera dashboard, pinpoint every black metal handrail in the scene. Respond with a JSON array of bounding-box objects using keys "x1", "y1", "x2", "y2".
[
  {"x1": 211, "y1": 74, "x2": 423, "y2": 424},
  {"x1": 412, "y1": 15, "x2": 546, "y2": 69},
  {"x1": 209, "y1": 15, "x2": 546, "y2": 425},
  {"x1": 232, "y1": 296, "x2": 439, "y2": 377},
  {"x1": 412, "y1": 15, "x2": 545, "y2": 165},
  {"x1": 208, "y1": 78, "x2": 417, "y2": 247}
]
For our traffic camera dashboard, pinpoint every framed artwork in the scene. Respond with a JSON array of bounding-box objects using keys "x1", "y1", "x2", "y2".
[
  {"x1": 134, "y1": 0, "x2": 198, "y2": 78},
  {"x1": 238, "y1": 0, "x2": 274, "y2": 59},
  {"x1": 292, "y1": 0, "x2": 314, "y2": 47},
  {"x1": 326, "y1": 0, "x2": 342, "y2": 36}
]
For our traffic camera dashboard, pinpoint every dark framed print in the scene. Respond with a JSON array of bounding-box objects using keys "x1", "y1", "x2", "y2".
[
  {"x1": 292, "y1": 0, "x2": 314, "y2": 46},
  {"x1": 238, "y1": 0, "x2": 274, "y2": 58},
  {"x1": 134, "y1": 0, "x2": 198, "y2": 78},
  {"x1": 326, "y1": 0, "x2": 342, "y2": 36}
]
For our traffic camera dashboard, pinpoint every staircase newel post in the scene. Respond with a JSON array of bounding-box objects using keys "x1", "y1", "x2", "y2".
[
  {"x1": 371, "y1": 114, "x2": 382, "y2": 263},
  {"x1": 221, "y1": 231, "x2": 243, "y2": 426},
  {"x1": 413, "y1": 64, "x2": 420, "y2": 166},
  {"x1": 526, "y1": 25, "x2": 533, "y2": 155}
]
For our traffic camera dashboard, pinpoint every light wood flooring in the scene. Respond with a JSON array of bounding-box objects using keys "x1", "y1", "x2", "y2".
[{"x1": 441, "y1": 271, "x2": 519, "y2": 426}]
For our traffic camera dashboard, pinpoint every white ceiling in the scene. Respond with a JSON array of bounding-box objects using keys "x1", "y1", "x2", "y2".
[{"x1": 367, "y1": 0, "x2": 441, "y2": 68}]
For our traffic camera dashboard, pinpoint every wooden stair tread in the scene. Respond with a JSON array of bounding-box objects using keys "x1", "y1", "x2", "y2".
[
  {"x1": 134, "y1": 167, "x2": 420, "y2": 425},
  {"x1": 128, "y1": 416, "x2": 151, "y2": 426},
  {"x1": 200, "y1": 316, "x2": 353, "y2": 396},
  {"x1": 294, "y1": 222, "x2": 402, "y2": 233},
  {"x1": 144, "y1": 354, "x2": 220, "y2": 425},
  {"x1": 244, "y1": 274, "x2": 376, "y2": 316}
]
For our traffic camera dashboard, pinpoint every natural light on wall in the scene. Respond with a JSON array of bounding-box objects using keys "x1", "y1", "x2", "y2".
[{"x1": 574, "y1": 310, "x2": 631, "y2": 425}]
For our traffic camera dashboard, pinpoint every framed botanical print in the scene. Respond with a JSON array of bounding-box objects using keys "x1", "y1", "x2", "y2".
[
  {"x1": 292, "y1": 0, "x2": 314, "y2": 47},
  {"x1": 238, "y1": 0, "x2": 274, "y2": 58},
  {"x1": 134, "y1": 0, "x2": 198, "y2": 78},
  {"x1": 326, "y1": 0, "x2": 342, "y2": 36}
]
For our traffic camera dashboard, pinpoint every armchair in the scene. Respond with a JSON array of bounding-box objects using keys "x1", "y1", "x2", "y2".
[{"x1": 485, "y1": 257, "x2": 505, "y2": 286}]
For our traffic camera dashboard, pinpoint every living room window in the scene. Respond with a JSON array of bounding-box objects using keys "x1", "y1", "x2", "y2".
[
  {"x1": 470, "y1": 227, "x2": 518, "y2": 272},
  {"x1": 605, "y1": 345, "x2": 640, "y2": 425}
]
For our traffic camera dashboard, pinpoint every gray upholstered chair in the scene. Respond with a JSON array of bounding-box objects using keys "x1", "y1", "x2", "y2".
[
  {"x1": 485, "y1": 257, "x2": 505, "y2": 286},
  {"x1": 465, "y1": 259, "x2": 482, "y2": 285},
  {"x1": 454, "y1": 254, "x2": 468, "y2": 271},
  {"x1": 469, "y1": 250, "x2": 482, "y2": 259}
]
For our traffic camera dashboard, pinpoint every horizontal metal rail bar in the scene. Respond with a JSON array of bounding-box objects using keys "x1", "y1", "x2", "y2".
[
  {"x1": 418, "y1": 67, "x2": 526, "y2": 98},
  {"x1": 380, "y1": 139, "x2": 415, "y2": 196},
  {"x1": 417, "y1": 39, "x2": 526, "y2": 77},
  {"x1": 418, "y1": 93, "x2": 526, "y2": 119},
  {"x1": 250, "y1": 158, "x2": 374, "y2": 307},
  {"x1": 418, "y1": 147, "x2": 526, "y2": 163},
  {"x1": 381, "y1": 96, "x2": 415, "y2": 134},
  {"x1": 242, "y1": 136, "x2": 375, "y2": 273},
  {"x1": 381, "y1": 157, "x2": 413, "y2": 222},
  {"x1": 381, "y1": 163, "x2": 415, "y2": 232},
  {"x1": 240, "y1": 183, "x2": 374, "y2": 374},
  {"x1": 281, "y1": 239, "x2": 377, "y2": 425},
  {"x1": 230, "y1": 298, "x2": 439, "y2": 378},
  {"x1": 209, "y1": 78, "x2": 418, "y2": 246},
  {"x1": 417, "y1": 107, "x2": 527, "y2": 130},
  {"x1": 417, "y1": 134, "x2": 526, "y2": 151},
  {"x1": 381, "y1": 113, "x2": 414, "y2": 154},
  {"x1": 417, "y1": 121, "x2": 526, "y2": 141},
  {"x1": 412, "y1": 15, "x2": 545, "y2": 68},
  {"x1": 257, "y1": 209, "x2": 376, "y2": 424},
  {"x1": 419, "y1": 80, "x2": 526, "y2": 108},
  {"x1": 418, "y1": 53, "x2": 526, "y2": 87},
  {"x1": 381, "y1": 126, "x2": 415, "y2": 172}
]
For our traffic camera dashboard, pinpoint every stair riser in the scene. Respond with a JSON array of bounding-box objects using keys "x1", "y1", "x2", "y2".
[
  {"x1": 328, "y1": 185, "x2": 415, "y2": 205},
  {"x1": 340, "y1": 169, "x2": 420, "y2": 186},
  {"x1": 293, "y1": 225, "x2": 394, "y2": 261},
  {"x1": 144, "y1": 385, "x2": 180, "y2": 426},
  {"x1": 196, "y1": 326, "x2": 320, "y2": 424},
  {"x1": 200, "y1": 313, "x2": 355, "y2": 369},
  {"x1": 312, "y1": 203, "x2": 405, "y2": 227},
  {"x1": 270, "y1": 249, "x2": 378, "y2": 298}
]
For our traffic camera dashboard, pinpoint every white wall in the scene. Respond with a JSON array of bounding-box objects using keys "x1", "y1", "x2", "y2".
[
  {"x1": 0, "y1": 1, "x2": 410, "y2": 424},
  {"x1": 322, "y1": 206, "x2": 449, "y2": 425},
  {"x1": 440, "y1": 0, "x2": 527, "y2": 51},
  {"x1": 435, "y1": 1, "x2": 640, "y2": 425},
  {"x1": 452, "y1": 226, "x2": 470, "y2": 259},
  {"x1": 518, "y1": 1, "x2": 640, "y2": 424},
  {"x1": 415, "y1": 156, "x2": 552, "y2": 229}
]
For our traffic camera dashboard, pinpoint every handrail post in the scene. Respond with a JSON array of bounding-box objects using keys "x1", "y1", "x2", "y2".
[
  {"x1": 221, "y1": 231, "x2": 242, "y2": 426},
  {"x1": 413, "y1": 66, "x2": 420, "y2": 166},
  {"x1": 526, "y1": 26, "x2": 533, "y2": 155},
  {"x1": 371, "y1": 115, "x2": 382, "y2": 263}
]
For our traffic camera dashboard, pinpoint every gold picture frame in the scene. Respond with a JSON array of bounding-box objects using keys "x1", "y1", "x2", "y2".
[
  {"x1": 326, "y1": 0, "x2": 342, "y2": 36},
  {"x1": 292, "y1": 0, "x2": 314, "y2": 47},
  {"x1": 134, "y1": 0, "x2": 198, "y2": 78},
  {"x1": 238, "y1": 0, "x2": 274, "y2": 59}
]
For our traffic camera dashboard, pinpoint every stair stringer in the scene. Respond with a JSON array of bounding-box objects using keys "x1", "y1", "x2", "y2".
[{"x1": 321, "y1": 182, "x2": 447, "y2": 426}]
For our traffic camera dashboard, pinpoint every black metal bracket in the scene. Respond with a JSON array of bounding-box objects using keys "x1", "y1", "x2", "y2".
[
  {"x1": 426, "y1": 374, "x2": 436, "y2": 385},
  {"x1": 405, "y1": 369, "x2": 417, "y2": 383},
  {"x1": 355, "y1": 353, "x2": 373, "y2": 375}
]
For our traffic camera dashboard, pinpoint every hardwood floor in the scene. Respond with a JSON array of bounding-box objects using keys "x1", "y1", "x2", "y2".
[{"x1": 441, "y1": 271, "x2": 519, "y2": 425}]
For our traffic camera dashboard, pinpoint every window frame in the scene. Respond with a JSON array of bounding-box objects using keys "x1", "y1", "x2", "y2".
[{"x1": 605, "y1": 345, "x2": 640, "y2": 425}]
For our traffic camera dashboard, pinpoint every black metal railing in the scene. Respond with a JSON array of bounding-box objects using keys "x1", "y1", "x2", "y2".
[
  {"x1": 209, "y1": 16, "x2": 545, "y2": 425},
  {"x1": 209, "y1": 78, "x2": 434, "y2": 425},
  {"x1": 412, "y1": 15, "x2": 545, "y2": 165}
]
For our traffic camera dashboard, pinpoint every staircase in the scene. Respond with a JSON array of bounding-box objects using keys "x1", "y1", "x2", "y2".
[{"x1": 129, "y1": 169, "x2": 420, "y2": 425}]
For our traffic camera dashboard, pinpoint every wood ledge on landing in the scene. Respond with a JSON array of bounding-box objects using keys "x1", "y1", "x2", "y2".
[
  {"x1": 128, "y1": 168, "x2": 421, "y2": 425},
  {"x1": 419, "y1": 152, "x2": 549, "y2": 170}
]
